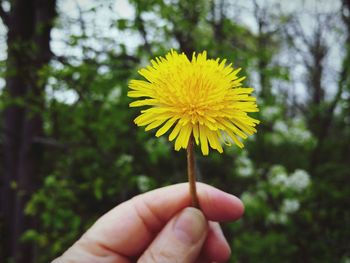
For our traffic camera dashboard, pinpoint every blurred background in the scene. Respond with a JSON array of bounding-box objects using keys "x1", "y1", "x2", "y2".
[{"x1": 0, "y1": 0, "x2": 349, "y2": 262}]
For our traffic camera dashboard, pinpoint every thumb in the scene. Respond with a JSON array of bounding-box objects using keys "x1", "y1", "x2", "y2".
[{"x1": 138, "y1": 207, "x2": 208, "y2": 263}]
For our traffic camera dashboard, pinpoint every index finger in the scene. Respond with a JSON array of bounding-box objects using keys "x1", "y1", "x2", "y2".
[{"x1": 82, "y1": 182, "x2": 243, "y2": 258}]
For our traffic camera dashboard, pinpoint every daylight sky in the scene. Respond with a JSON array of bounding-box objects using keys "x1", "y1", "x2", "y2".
[{"x1": 0, "y1": 0, "x2": 343, "y2": 103}]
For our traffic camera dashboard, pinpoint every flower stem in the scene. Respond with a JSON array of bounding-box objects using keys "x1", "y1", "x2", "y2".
[{"x1": 187, "y1": 136, "x2": 199, "y2": 208}]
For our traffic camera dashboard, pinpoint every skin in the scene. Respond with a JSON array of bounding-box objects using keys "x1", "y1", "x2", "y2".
[{"x1": 53, "y1": 183, "x2": 244, "y2": 263}]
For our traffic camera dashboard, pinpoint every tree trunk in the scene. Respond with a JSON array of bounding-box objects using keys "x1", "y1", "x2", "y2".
[{"x1": 1, "y1": 0, "x2": 56, "y2": 262}]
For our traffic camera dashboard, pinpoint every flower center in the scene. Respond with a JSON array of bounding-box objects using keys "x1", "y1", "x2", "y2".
[{"x1": 184, "y1": 104, "x2": 205, "y2": 124}]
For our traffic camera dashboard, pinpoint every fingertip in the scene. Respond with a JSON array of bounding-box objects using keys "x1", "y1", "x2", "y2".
[
  {"x1": 202, "y1": 222, "x2": 231, "y2": 262},
  {"x1": 138, "y1": 207, "x2": 208, "y2": 262},
  {"x1": 234, "y1": 196, "x2": 245, "y2": 218},
  {"x1": 197, "y1": 183, "x2": 245, "y2": 222},
  {"x1": 224, "y1": 192, "x2": 244, "y2": 219},
  {"x1": 173, "y1": 207, "x2": 208, "y2": 245}
]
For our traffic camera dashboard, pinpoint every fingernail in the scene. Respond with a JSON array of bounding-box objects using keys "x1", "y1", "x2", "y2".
[{"x1": 173, "y1": 207, "x2": 207, "y2": 244}]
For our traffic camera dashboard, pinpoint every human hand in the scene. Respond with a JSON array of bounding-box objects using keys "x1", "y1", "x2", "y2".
[{"x1": 53, "y1": 183, "x2": 244, "y2": 263}]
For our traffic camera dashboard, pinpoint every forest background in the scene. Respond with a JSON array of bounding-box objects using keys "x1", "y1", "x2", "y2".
[{"x1": 0, "y1": 0, "x2": 349, "y2": 262}]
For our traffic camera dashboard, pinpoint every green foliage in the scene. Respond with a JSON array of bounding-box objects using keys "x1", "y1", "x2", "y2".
[
  {"x1": 24, "y1": 174, "x2": 82, "y2": 260},
  {"x1": 232, "y1": 231, "x2": 298, "y2": 262}
]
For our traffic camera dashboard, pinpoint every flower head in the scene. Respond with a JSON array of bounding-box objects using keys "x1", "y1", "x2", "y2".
[{"x1": 128, "y1": 50, "x2": 259, "y2": 155}]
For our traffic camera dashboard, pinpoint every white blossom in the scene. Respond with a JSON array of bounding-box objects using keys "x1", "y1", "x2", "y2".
[
  {"x1": 273, "y1": 120, "x2": 289, "y2": 133},
  {"x1": 136, "y1": 175, "x2": 152, "y2": 192},
  {"x1": 268, "y1": 165, "x2": 288, "y2": 186},
  {"x1": 270, "y1": 173, "x2": 289, "y2": 186},
  {"x1": 116, "y1": 154, "x2": 133, "y2": 166},
  {"x1": 271, "y1": 117, "x2": 314, "y2": 145},
  {"x1": 287, "y1": 169, "x2": 311, "y2": 192},
  {"x1": 268, "y1": 165, "x2": 311, "y2": 192},
  {"x1": 237, "y1": 166, "x2": 254, "y2": 177},
  {"x1": 236, "y1": 152, "x2": 254, "y2": 177},
  {"x1": 282, "y1": 199, "x2": 300, "y2": 214},
  {"x1": 267, "y1": 212, "x2": 288, "y2": 224},
  {"x1": 262, "y1": 106, "x2": 281, "y2": 121}
]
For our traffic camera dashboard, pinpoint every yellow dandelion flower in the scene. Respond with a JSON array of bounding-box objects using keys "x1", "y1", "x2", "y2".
[{"x1": 128, "y1": 50, "x2": 260, "y2": 155}]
